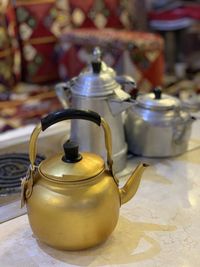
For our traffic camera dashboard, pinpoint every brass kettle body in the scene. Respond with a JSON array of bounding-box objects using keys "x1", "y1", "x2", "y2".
[{"x1": 21, "y1": 109, "x2": 148, "y2": 251}]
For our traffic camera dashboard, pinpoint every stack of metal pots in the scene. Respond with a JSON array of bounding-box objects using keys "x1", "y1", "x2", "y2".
[{"x1": 55, "y1": 48, "x2": 196, "y2": 172}]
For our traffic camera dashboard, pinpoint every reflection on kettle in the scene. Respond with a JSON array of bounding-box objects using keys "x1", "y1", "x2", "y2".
[
  {"x1": 55, "y1": 47, "x2": 136, "y2": 173},
  {"x1": 21, "y1": 109, "x2": 148, "y2": 251}
]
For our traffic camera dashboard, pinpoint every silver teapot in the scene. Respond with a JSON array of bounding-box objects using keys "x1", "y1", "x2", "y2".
[{"x1": 55, "y1": 47, "x2": 136, "y2": 173}]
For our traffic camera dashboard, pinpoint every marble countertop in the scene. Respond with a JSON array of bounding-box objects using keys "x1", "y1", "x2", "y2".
[{"x1": 0, "y1": 119, "x2": 200, "y2": 267}]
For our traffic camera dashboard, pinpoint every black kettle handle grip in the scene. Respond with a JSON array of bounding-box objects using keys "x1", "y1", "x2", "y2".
[{"x1": 41, "y1": 109, "x2": 101, "y2": 131}]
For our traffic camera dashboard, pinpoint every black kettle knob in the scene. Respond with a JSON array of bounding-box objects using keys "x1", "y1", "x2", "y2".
[
  {"x1": 62, "y1": 140, "x2": 82, "y2": 163},
  {"x1": 153, "y1": 87, "x2": 162, "y2": 100},
  {"x1": 92, "y1": 61, "x2": 102, "y2": 74}
]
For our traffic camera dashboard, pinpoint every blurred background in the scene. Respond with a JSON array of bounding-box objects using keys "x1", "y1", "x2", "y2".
[{"x1": 0, "y1": 0, "x2": 200, "y2": 134}]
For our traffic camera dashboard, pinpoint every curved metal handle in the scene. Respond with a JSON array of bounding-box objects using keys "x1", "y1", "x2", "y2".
[
  {"x1": 173, "y1": 114, "x2": 195, "y2": 144},
  {"x1": 173, "y1": 122, "x2": 188, "y2": 144},
  {"x1": 29, "y1": 109, "x2": 113, "y2": 172},
  {"x1": 41, "y1": 109, "x2": 101, "y2": 130},
  {"x1": 172, "y1": 103, "x2": 196, "y2": 143}
]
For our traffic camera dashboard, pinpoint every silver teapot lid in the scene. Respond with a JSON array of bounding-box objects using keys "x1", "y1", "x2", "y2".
[
  {"x1": 71, "y1": 47, "x2": 121, "y2": 97},
  {"x1": 181, "y1": 94, "x2": 200, "y2": 112},
  {"x1": 137, "y1": 88, "x2": 180, "y2": 111}
]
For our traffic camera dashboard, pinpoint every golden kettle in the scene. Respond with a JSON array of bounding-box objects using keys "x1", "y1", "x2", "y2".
[{"x1": 21, "y1": 109, "x2": 148, "y2": 251}]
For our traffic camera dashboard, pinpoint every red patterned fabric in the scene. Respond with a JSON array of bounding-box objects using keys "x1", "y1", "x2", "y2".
[
  {"x1": 1, "y1": 0, "x2": 162, "y2": 92},
  {"x1": 14, "y1": 0, "x2": 70, "y2": 83},
  {"x1": 21, "y1": 40, "x2": 59, "y2": 83},
  {"x1": 59, "y1": 29, "x2": 165, "y2": 92},
  {"x1": 69, "y1": 0, "x2": 131, "y2": 29},
  {"x1": 0, "y1": 1, "x2": 20, "y2": 91},
  {"x1": 6, "y1": 1, "x2": 21, "y2": 83},
  {"x1": 58, "y1": 44, "x2": 86, "y2": 79},
  {"x1": 16, "y1": 1, "x2": 58, "y2": 38}
]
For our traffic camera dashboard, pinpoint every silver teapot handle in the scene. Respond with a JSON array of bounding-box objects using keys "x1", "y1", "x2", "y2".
[
  {"x1": 55, "y1": 78, "x2": 77, "y2": 108},
  {"x1": 55, "y1": 82, "x2": 70, "y2": 108},
  {"x1": 173, "y1": 107, "x2": 196, "y2": 143}
]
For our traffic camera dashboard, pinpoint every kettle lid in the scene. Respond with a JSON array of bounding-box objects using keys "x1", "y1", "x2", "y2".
[
  {"x1": 71, "y1": 47, "x2": 121, "y2": 97},
  {"x1": 137, "y1": 87, "x2": 180, "y2": 111},
  {"x1": 39, "y1": 140, "x2": 105, "y2": 182}
]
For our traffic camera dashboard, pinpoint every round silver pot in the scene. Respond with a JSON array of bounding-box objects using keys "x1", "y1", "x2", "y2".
[{"x1": 125, "y1": 88, "x2": 195, "y2": 157}]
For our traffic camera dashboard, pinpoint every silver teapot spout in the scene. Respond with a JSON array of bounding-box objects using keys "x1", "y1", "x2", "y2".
[
  {"x1": 108, "y1": 74, "x2": 136, "y2": 115},
  {"x1": 108, "y1": 99, "x2": 133, "y2": 116},
  {"x1": 108, "y1": 90, "x2": 133, "y2": 115},
  {"x1": 115, "y1": 75, "x2": 136, "y2": 88}
]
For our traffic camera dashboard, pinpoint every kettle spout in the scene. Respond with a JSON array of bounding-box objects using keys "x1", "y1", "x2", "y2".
[{"x1": 119, "y1": 163, "x2": 149, "y2": 205}]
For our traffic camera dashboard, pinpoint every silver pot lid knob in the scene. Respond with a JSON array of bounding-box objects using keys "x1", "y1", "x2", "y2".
[
  {"x1": 92, "y1": 61, "x2": 102, "y2": 74},
  {"x1": 153, "y1": 87, "x2": 162, "y2": 100},
  {"x1": 92, "y1": 47, "x2": 102, "y2": 74},
  {"x1": 93, "y1": 47, "x2": 101, "y2": 62},
  {"x1": 71, "y1": 46, "x2": 125, "y2": 97},
  {"x1": 137, "y1": 87, "x2": 181, "y2": 111}
]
